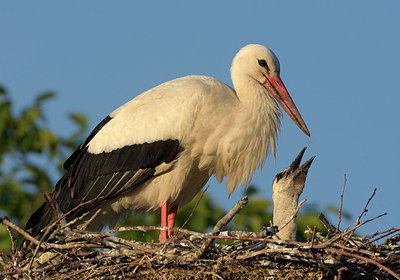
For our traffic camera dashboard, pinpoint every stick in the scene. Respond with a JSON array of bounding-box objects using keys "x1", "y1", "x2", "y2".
[
  {"x1": 99, "y1": 225, "x2": 292, "y2": 245},
  {"x1": 218, "y1": 227, "x2": 277, "y2": 239},
  {"x1": 1, "y1": 217, "x2": 43, "y2": 247},
  {"x1": 355, "y1": 188, "x2": 376, "y2": 226},
  {"x1": 310, "y1": 225, "x2": 316, "y2": 248},
  {"x1": 366, "y1": 228, "x2": 400, "y2": 244},
  {"x1": 180, "y1": 186, "x2": 209, "y2": 230},
  {"x1": 38, "y1": 196, "x2": 106, "y2": 242},
  {"x1": 327, "y1": 248, "x2": 400, "y2": 280},
  {"x1": 210, "y1": 196, "x2": 248, "y2": 236},
  {"x1": 44, "y1": 193, "x2": 67, "y2": 227},
  {"x1": 79, "y1": 209, "x2": 102, "y2": 231},
  {"x1": 6, "y1": 224, "x2": 17, "y2": 258},
  {"x1": 318, "y1": 213, "x2": 338, "y2": 233},
  {"x1": 0, "y1": 252, "x2": 7, "y2": 270},
  {"x1": 195, "y1": 196, "x2": 248, "y2": 258},
  {"x1": 362, "y1": 227, "x2": 398, "y2": 240},
  {"x1": 320, "y1": 212, "x2": 387, "y2": 247},
  {"x1": 29, "y1": 194, "x2": 72, "y2": 269},
  {"x1": 336, "y1": 175, "x2": 347, "y2": 232},
  {"x1": 0, "y1": 217, "x2": 100, "y2": 251}
]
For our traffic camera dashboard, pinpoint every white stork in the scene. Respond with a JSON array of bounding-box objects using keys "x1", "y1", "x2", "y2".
[{"x1": 26, "y1": 44, "x2": 310, "y2": 242}]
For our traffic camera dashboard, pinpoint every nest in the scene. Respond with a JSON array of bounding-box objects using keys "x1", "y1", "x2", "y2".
[{"x1": 1, "y1": 192, "x2": 399, "y2": 279}]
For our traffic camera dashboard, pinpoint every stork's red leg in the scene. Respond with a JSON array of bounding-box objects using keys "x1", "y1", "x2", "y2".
[
  {"x1": 167, "y1": 205, "x2": 178, "y2": 237},
  {"x1": 159, "y1": 202, "x2": 168, "y2": 242},
  {"x1": 159, "y1": 203, "x2": 178, "y2": 242}
]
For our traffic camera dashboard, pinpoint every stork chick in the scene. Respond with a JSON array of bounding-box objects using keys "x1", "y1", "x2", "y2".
[{"x1": 272, "y1": 147, "x2": 315, "y2": 240}]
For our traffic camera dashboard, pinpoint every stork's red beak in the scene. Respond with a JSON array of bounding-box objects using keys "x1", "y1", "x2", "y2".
[{"x1": 263, "y1": 75, "x2": 310, "y2": 137}]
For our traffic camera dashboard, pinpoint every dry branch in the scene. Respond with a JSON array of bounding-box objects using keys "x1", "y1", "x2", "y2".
[
  {"x1": 336, "y1": 174, "x2": 347, "y2": 232},
  {"x1": 195, "y1": 195, "x2": 248, "y2": 258},
  {"x1": 319, "y1": 212, "x2": 338, "y2": 233},
  {"x1": 355, "y1": 188, "x2": 377, "y2": 226},
  {"x1": 180, "y1": 186, "x2": 209, "y2": 230}
]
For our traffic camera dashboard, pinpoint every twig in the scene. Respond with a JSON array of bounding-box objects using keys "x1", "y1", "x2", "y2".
[
  {"x1": 180, "y1": 186, "x2": 209, "y2": 230},
  {"x1": 44, "y1": 193, "x2": 67, "y2": 227},
  {"x1": 362, "y1": 227, "x2": 398, "y2": 240},
  {"x1": 210, "y1": 196, "x2": 248, "y2": 236},
  {"x1": 29, "y1": 205, "x2": 101, "y2": 269},
  {"x1": 38, "y1": 196, "x2": 106, "y2": 242},
  {"x1": 385, "y1": 233, "x2": 400, "y2": 245},
  {"x1": 336, "y1": 174, "x2": 347, "y2": 232},
  {"x1": 29, "y1": 193, "x2": 74, "y2": 269},
  {"x1": 99, "y1": 225, "x2": 300, "y2": 246},
  {"x1": 320, "y1": 212, "x2": 387, "y2": 247},
  {"x1": 355, "y1": 188, "x2": 376, "y2": 226},
  {"x1": 79, "y1": 209, "x2": 102, "y2": 231},
  {"x1": 310, "y1": 225, "x2": 316, "y2": 248},
  {"x1": 218, "y1": 227, "x2": 277, "y2": 239},
  {"x1": 1, "y1": 216, "x2": 43, "y2": 248},
  {"x1": 366, "y1": 228, "x2": 400, "y2": 245},
  {"x1": 29, "y1": 194, "x2": 71, "y2": 269},
  {"x1": 342, "y1": 187, "x2": 381, "y2": 246},
  {"x1": 6, "y1": 224, "x2": 17, "y2": 258},
  {"x1": 0, "y1": 252, "x2": 8, "y2": 270},
  {"x1": 65, "y1": 210, "x2": 91, "y2": 229},
  {"x1": 337, "y1": 269, "x2": 342, "y2": 280},
  {"x1": 319, "y1": 213, "x2": 338, "y2": 233},
  {"x1": 195, "y1": 196, "x2": 248, "y2": 258},
  {"x1": 327, "y1": 248, "x2": 400, "y2": 280},
  {"x1": 0, "y1": 217, "x2": 100, "y2": 251}
]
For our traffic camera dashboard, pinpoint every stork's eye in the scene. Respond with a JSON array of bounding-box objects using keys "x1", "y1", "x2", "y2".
[{"x1": 258, "y1": 59, "x2": 268, "y2": 68}]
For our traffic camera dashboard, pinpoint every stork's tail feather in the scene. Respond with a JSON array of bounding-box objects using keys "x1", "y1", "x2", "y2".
[{"x1": 25, "y1": 202, "x2": 55, "y2": 237}]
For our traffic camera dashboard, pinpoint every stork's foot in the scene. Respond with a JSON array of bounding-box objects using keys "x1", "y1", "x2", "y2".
[
  {"x1": 158, "y1": 203, "x2": 178, "y2": 242},
  {"x1": 159, "y1": 231, "x2": 169, "y2": 242},
  {"x1": 158, "y1": 227, "x2": 174, "y2": 242}
]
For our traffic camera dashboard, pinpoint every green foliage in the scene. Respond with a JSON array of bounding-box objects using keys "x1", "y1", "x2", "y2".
[{"x1": 0, "y1": 86, "x2": 87, "y2": 252}]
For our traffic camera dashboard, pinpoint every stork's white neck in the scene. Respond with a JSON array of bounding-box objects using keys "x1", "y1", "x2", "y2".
[{"x1": 208, "y1": 74, "x2": 282, "y2": 195}]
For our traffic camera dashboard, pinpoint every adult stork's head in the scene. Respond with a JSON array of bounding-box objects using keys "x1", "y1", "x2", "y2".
[{"x1": 231, "y1": 44, "x2": 310, "y2": 137}]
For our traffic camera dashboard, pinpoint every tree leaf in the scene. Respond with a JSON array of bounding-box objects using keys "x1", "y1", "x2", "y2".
[
  {"x1": 69, "y1": 113, "x2": 88, "y2": 130},
  {"x1": 35, "y1": 92, "x2": 55, "y2": 104}
]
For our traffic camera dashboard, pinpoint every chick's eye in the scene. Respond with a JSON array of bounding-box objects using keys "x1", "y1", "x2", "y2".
[{"x1": 258, "y1": 59, "x2": 268, "y2": 68}]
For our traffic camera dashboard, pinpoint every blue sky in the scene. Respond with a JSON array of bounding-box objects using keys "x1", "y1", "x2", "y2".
[{"x1": 1, "y1": 1, "x2": 399, "y2": 236}]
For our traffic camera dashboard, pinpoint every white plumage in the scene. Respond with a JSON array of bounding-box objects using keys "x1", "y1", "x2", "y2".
[{"x1": 26, "y1": 44, "x2": 310, "y2": 242}]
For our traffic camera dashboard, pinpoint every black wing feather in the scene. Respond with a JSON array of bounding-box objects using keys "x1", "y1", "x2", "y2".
[
  {"x1": 63, "y1": 115, "x2": 112, "y2": 171},
  {"x1": 69, "y1": 140, "x2": 181, "y2": 198},
  {"x1": 26, "y1": 113, "x2": 182, "y2": 236}
]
